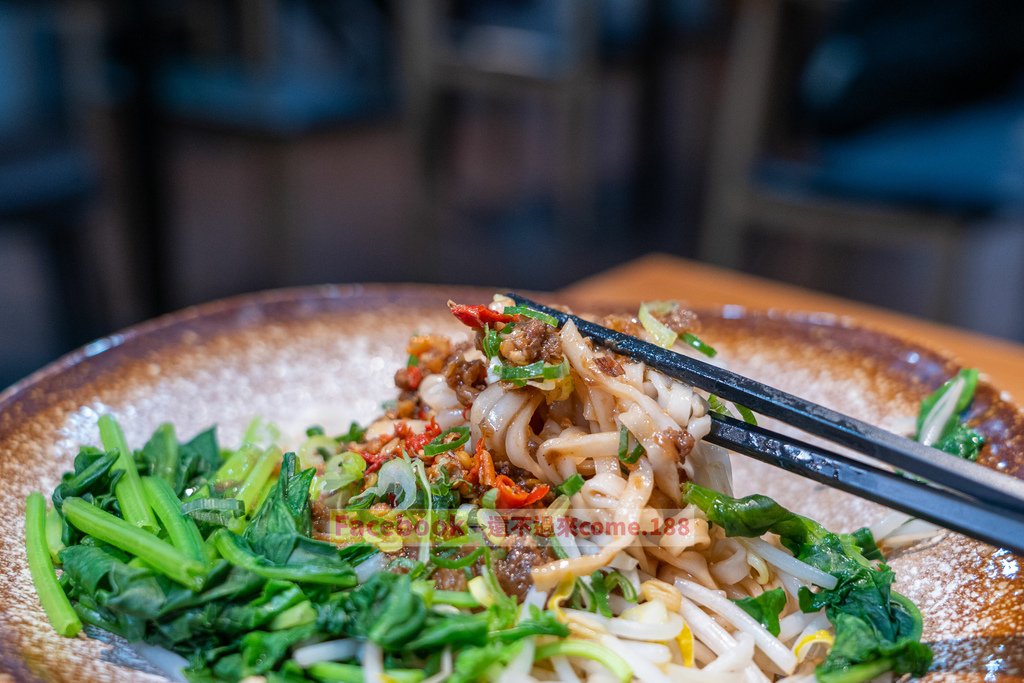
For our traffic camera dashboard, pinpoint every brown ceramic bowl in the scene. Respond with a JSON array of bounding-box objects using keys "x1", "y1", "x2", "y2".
[{"x1": 1, "y1": 284, "x2": 1021, "y2": 681}]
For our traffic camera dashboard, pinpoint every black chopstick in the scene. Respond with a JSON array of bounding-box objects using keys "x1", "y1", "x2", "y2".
[
  {"x1": 507, "y1": 293, "x2": 1024, "y2": 514},
  {"x1": 707, "y1": 411, "x2": 1024, "y2": 555}
]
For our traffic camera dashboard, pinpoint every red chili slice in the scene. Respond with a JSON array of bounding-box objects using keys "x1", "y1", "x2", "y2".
[
  {"x1": 447, "y1": 301, "x2": 518, "y2": 330},
  {"x1": 494, "y1": 474, "x2": 549, "y2": 508}
]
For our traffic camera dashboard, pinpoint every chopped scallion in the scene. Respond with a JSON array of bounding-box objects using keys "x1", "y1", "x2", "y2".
[
  {"x1": 617, "y1": 426, "x2": 645, "y2": 465},
  {"x1": 482, "y1": 325, "x2": 501, "y2": 359},
  {"x1": 423, "y1": 426, "x2": 471, "y2": 456},
  {"x1": 496, "y1": 359, "x2": 569, "y2": 382},
  {"x1": 481, "y1": 488, "x2": 499, "y2": 510},
  {"x1": 555, "y1": 473, "x2": 585, "y2": 497},
  {"x1": 502, "y1": 305, "x2": 559, "y2": 327},
  {"x1": 638, "y1": 301, "x2": 678, "y2": 349},
  {"x1": 682, "y1": 332, "x2": 717, "y2": 358}
]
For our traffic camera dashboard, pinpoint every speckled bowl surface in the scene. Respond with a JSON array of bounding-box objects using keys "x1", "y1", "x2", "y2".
[{"x1": 0, "y1": 284, "x2": 1022, "y2": 681}]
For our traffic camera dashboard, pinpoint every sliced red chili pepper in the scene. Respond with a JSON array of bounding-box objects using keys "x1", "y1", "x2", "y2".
[
  {"x1": 494, "y1": 474, "x2": 549, "y2": 508},
  {"x1": 393, "y1": 420, "x2": 441, "y2": 454},
  {"x1": 361, "y1": 450, "x2": 389, "y2": 474},
  {"x1": 447, "y1": 301, "x2": 518, "y2": 330},
  {"x1": 404, "y1": 365, "x2": 424, "y2": 390},
  {"x1": 469, "y1": 440, "x2": 496, "y2": 486}
]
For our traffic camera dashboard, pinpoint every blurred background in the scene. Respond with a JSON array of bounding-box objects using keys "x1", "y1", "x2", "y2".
[{"x1": 2, "y1": 0, "x2": 1024, "y2": 388}]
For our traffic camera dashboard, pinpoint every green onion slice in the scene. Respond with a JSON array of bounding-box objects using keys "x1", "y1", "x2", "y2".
[
  {"x1": 482, "y1": 325, "x2": 501, "y2": 359},
  {"x1": 496, "y1": 359, "x2": 569, "y2": 382},
  {"x1": 556, "y1": 473, "x2": 585, "y2": 497},
  {"x1": 503, "y1": 305, "x2": 559, "y2": 327},
  {"x1": 734, "y1": 403, "x2": 758, "y2": 426},
  {"x1": 708, "y1": 395, "x2": 757, "y2": 425},
  {"x1": 603, "y1": 568, "x2": 639, "y2": 602},
  {"x1": 431, "y1": 546, "x2": 485, "y2": 569},
  {"x1": 638, "y1": 301, "x2": 678, "y2": 349},
  {"x1": 617, "y1": 426, "x2": 645, "y2": 465},
  {"x1": 481, "y1": 488, "x2": 499, "y2": 510},
  {"x1": 423, "y1": 426, "x2": 471, "y2": 456},
  {"x1": 682, "y1": 332, "x2": 717, "y2": 358}
]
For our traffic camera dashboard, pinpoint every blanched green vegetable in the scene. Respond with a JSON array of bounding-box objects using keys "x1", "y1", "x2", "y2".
[
  {"x1": 684, "y1": 483, "x2": 932, "y2": 682},
  {"x1": 25, "y1": 493, "x2": 81, "y2": 637},
  {"x1": 733, "y1": 587, "x2": 786, "y2": 636}
]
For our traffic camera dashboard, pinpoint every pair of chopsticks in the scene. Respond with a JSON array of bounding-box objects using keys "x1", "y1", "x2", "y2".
[{"x1": 508, "y1": 293, "x2": 1024, "y2": 555}]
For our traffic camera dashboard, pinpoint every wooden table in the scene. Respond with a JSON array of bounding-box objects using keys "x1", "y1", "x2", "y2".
[{"x1": 560, "y1": 253, "x2": 1024, "y2": 401}]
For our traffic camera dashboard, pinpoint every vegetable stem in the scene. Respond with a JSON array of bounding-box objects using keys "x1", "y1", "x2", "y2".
[
  {"x1": 431, "y1": 590, "x2": 481, "y2": 609},
  {"x1": 149, "y1": 423, "x2": 180, "y2": 489},
  {"x1": 236, "y1": 447, "x2": 282, "y2": 515},
  {"x1": 211, "y1": 529, "x2": 357, "y2": 587},
  {"x1": 45, "y1": 505, "x2": 66, "y2": 564},
  {"x1": 307, "y1": 662, "x2": 424, "y2": 683},
  {"x1": 24, "y1": 493, "x2": 82, "y2": 637},
  {"x1": 534, "y1": 640, "x2": 632, "y2": 683},
  {"x1": 141, "y1": 477, "x2": 206, "y2": 562},
  {"x1": 98, "y1": 414, "x2": 157, "y2": 532},
  {"x1": 62, "y1": 497, "x2": 205, "y2": 590}
]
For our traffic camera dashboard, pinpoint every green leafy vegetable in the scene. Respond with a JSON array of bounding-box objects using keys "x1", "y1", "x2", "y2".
[
  {"x1": 25, "y1": 493, "x2": 82, "y2": 637},
  {"x1": 236, "y1": 447, "x2": 283, "y2": 516},
  {"x1": 51, "y1": 447, "x2": 121, "y2": 514},
  {"x1": 141, "y1": 476, "x2": 206, "y2": 563},
  {"x1": 61, "y1": 497, "x2": 206, "y2": 590},
  {"x1": 733, "y1": 587, "x2": 786, "y2": 636},
  {"x1": 684, "y1": 483, "x2": 932, "y2": 682},
  {"x1": 33, "y1": 419, "x2": 581, "y2": 683},
  {"x1": 336, "y1": 421, "x2": 367, "y2": 445},
  {"x1": 915, "y1": 368, "x2": 985, "y2": 461},
  {"x1": 99, "y1": 414, "x2": 158, "y2": 532}
]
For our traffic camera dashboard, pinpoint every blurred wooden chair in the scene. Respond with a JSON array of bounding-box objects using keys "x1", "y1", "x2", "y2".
[
  {"x1": 158, "y1": 0, "x2": 396, "y2": 285},
  {"x1": 699, "y1": 0, "x2": 1024, "y2": 325},
  {"x1": 0, "y1": 1, "x2": 100, "y2": 351},
  {"x1": 397, "y1": 0, "x2": 600, "y2": 266}
]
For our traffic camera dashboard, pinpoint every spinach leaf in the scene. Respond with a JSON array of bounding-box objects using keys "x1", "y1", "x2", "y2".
[
  {"x1": 317, "y1": 572, "x2": 427, "y2": 650},
  {"x1": 733, "y1": 587, "x2": 786, "y2": 636},
  {"x1": 138, "y1": 425, "x2": 221, "y2": 497},
  {"x1": 242, "y1": 452, "x2": 315, "y2": 564},
  {"x1": 684, "y1": 483, "x2": 932, "y2": 682},
  {"x1": 237, "y1": 452, "x2": 372, "y2": 577},
  {"x1": 448, "y1": 641, "x2": 522, "y2": 683},
  {"x1": 51, "y1": 447, "x2": 122, "y2": 514}
]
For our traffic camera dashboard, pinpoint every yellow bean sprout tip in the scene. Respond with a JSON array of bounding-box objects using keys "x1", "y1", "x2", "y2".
[
  {"x1": 676, "y1": 622, "x2": 695, "y2": 667},
  {"x1": 794, "y1": 629, "x2": 835, "y2": 662},
  {"x1": 548, "y1": 576, "x2": 575, "y2": 623}
]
